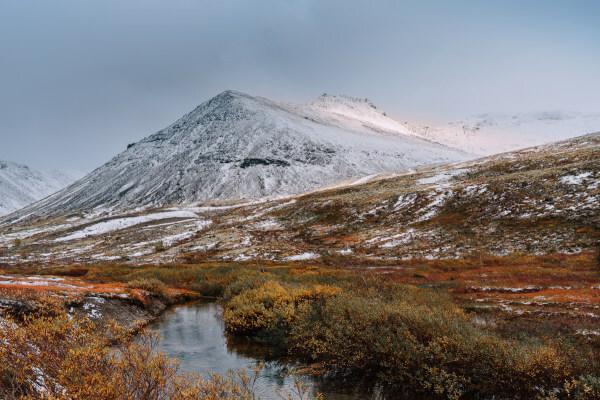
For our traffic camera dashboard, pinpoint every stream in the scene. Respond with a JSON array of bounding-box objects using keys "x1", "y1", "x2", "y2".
[{"x1": 148, "y1": 301, "x2": 378, "y2": 399}]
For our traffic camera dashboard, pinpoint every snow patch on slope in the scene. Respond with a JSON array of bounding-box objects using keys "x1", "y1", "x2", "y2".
[
  {"x1": 54, "y1": 210, "x2": 200, "y2": 242},
  {"x1": 285, "y1": 252, "x2": 320, "y2": 261},
  {"x1": 560, "y1": 172, "x2": 593, "y2": 186}
]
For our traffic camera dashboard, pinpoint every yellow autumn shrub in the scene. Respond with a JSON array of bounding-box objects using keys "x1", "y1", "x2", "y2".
[
  {"x1": 223, "y1": 281, "x2": 340, "y2": 336},
  {"x1": 0, "y1": 305, "x2": 267, "y2": 400},
  {"x1": 287, "y1": 286, "x2": 579, "y2": 399}
]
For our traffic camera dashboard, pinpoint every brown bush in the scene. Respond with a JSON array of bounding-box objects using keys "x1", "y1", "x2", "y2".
[
  {"x1": 286, "y1": 286, "x2": 580, "y2": 399},
  {"x1": 0, "y1": 304, "x2": 264, "y2": 400},
  {"x1": 127, "y1": 278, "x2": 168, "y2": 297},
  {"x1": 223, "y1": 281, "x2": 340, "y2": 337}
]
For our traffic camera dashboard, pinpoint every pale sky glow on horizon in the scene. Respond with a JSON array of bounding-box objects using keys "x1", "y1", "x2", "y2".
[{"x1": 1, "y1": 0, "x2": 599, "y2": 171}]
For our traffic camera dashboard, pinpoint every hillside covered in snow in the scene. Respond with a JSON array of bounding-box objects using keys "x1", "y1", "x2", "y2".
[
  {"x1": 8, "y1": 90, "x2": 469, "y2": 219},
  {"x1": 0, "y1": 132, "x2": 597, "y2": 266},
  {"x1": 0, "y1": 161, "x2": 78, "y2": 216},
  {"x1": 404, "y1": 111, "x2": 600, "y2": 155}
]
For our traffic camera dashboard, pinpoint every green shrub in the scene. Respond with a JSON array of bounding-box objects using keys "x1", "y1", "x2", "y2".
[
  {"x1": 126, "y1": 278, "x2": 167, "y2": 297},
  {"x1": 221, "y1": 270, "x2": 269, "y2": 300},
  {"x1": 153, "y1": 241, "x2": 165, "y2": 252},
  {"x1": 287, "y1": 286, "x2": 572, "y2": 398},
  {"x1": 223, "y1": 281, "x2": 340, "y2": 350}
]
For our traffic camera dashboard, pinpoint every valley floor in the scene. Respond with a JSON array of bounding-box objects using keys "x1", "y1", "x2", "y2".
[
  {"x1": 0, "y1": 134, "x2": 598, "y2": 398},
  {"x1": 1, "y1": 252, "x2": 599, "y2": 399}
]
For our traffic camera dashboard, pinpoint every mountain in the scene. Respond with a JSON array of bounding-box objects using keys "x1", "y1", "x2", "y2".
[
  {"x1": 404, "y1": 111, "x2": 600, "y2": 155},
  {"x1": 7, "y1": 90, "x2": 469, "y2": 219},
  {"x1": 0, "y1": 133, "x2": 597, "y2": 265},
  {"x1": 290, "y1": 93, "x2": 416, "y2": 136},
  {"x1": 0, "y1": 161, "x2": 79, "y2": 216}
]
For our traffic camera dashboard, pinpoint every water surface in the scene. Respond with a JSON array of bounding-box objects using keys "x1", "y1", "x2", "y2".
[{"x1": 149, "y1": 302, "x2": 376, "y2": 399}]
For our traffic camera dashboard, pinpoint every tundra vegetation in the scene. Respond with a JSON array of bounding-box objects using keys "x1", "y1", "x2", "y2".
[
  {"x1": 1, "y1": 256, "x2": 599, "y2": 399},
  {"x1": 0, "y1": 298, "x2": 272, "y2": 400}
]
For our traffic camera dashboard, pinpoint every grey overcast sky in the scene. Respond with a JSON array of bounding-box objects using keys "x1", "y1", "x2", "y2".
[{"x1": 1, "y1": 0, "x2": 599, "y2": 171}]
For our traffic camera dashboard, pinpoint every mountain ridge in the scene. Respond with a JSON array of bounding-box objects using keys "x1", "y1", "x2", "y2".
[
  {"x1": 0, "y1": 132, "x2": 596, "y2": 266},
  {"x1": 4, "y1": 90, "x2": 469, "y2": 220}
]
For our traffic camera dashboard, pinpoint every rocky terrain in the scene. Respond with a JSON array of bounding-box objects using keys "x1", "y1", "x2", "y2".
[{"x1": 1, "y1": 132, "x2": 597, "y2": 266}]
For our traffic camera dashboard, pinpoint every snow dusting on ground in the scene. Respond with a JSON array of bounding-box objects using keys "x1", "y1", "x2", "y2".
[
  {"x1": 54, "y1": 210, "x2": 199, "y2": 242},
  {"x1": 560, "y1": 172, "x2": 593, "y2": 185},
  {"x1": 416, "y1": 168, "x2": 468, "y2": 186},
  {"x1": 285, "y1": 252, "x2": 320, "y2": 261}
]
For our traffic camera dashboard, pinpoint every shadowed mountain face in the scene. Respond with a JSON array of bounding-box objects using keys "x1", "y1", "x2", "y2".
[{"x1": 10, "y1": 90, "x2": 468, "y2": 218}]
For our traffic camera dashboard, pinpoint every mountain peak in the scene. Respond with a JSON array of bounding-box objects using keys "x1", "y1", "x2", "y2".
[
  {"x1": 296, "y1": 93, "x2": 421, "y2": 138},
  {"x1": 5, "y1": 91, "x2": 467, "y2": 218},
  {"x1": 202, "y1": 90, "x2": 258, "y2": 110},
  {"x1": 0, "y1": 160, "x2": 29, "y2": 171},
  {"x1": 308, "y1": 93, "x2": 387, "y2": 121},
  {"x1": 212, "y1": 89, "x2": 253, "y2": 101},
  {"x1": 193, "y1": 89, "x2": 279, "y2": 117},
  {"x1": 313, "y1": 93, "x2": 378, "y2": 109}
]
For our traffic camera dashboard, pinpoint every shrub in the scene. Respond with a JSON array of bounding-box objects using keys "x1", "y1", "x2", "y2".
[
  {"x1": 221, "y1": 270, "x2": 269, "y2": 300},
  {"x1": 563, "y1": 375, "x2": 600, "y2": 399},
  {"x1": 153, "y1": 241, "x2": 165, "y2": 252},
  {"x1": 190, "y1": 279, "x2": 226, "y2": 298},
  {"x1": 223, "y1": 281, "x2": 340, "y2": 346},
  {"x1": 0, "y1": 306, "x2": 265, "y2": 400},
  {"x1": 287, "y1": 286, "x2": 573, "y2": 399},
  {"x1": 127, "y1": 278, "x2": 167, "y2": 297}
]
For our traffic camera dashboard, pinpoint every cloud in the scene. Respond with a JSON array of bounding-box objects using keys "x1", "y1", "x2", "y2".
[{"x1": 0, "y1": 0, "x2": 598, "y2": 170}]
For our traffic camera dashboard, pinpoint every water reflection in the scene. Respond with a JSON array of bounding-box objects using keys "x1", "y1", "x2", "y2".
[{"x1": 149, "y1": 302, "x2": 378, "y2": 399}]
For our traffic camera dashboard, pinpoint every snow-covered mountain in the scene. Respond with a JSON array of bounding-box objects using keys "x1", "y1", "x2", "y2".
[
  {"x1": 8, "y1": 90, "x2": 469, "y2": 218},
  {"x1": 292, "y1": 94, "x2": 415, "y2": 136},
  {"x1": 0, "y1": 161, "x2": 79, "y2": 215},
  {"x1": 404, "y1": 111, "x2": 600, "y2": 155}
]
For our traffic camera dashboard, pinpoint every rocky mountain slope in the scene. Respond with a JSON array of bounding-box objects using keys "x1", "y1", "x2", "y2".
[
  {"x1": 5, "y1": 91, "x2": 468, "y2": 220},
  {"x1": 1, "y1": 132, "x2": 597, "y2": 265},
  {"x1": 0, "y1": 161, "x2": 78, "y2": 216},
  {"x1": 404, "y1": 111, "x2": 600, "y2": 155},
  {"x1": 1, "y1": 133, "x2": 598, "y2": 343}
]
